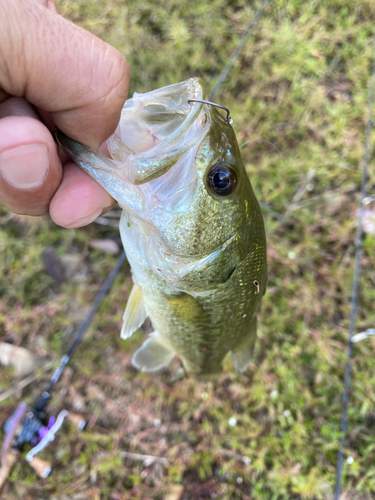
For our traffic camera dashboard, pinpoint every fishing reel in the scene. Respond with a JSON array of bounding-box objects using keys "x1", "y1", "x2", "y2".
[{"x1": 1, "y1": 397, "x2": 85, "y2": 486}]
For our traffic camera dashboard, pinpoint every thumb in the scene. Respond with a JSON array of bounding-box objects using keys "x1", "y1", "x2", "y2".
[
  {"x1": 0, "y1": 0, "x2": 129, "y2": 218},
  {"x1": 0, "y1": 0, "x2": 129, "y2": 149}
]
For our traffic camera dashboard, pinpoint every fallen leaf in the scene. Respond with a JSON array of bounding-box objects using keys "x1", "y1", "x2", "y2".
[
  {"x1": 0, "y1": 342, "x2": 37, "y2": 376},
  {"x1": 164, "y1": 484, "x2": 184, "y2": 500},
  {"x1": 60, "y1": 254, "x2": 82, "y2": 280},
  {"x1": 90, "y1": 239, "x2": 120, "y2": 255},
  {"x1": 43, "y1": 247, "x2": 65, "y2": 289}
]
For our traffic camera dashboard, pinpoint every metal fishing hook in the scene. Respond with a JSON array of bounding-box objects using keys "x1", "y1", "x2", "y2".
[{"x1": 187, "y1": 99, "x2": 233, "y2": 124}]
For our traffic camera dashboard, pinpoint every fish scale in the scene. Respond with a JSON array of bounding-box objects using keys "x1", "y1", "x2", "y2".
[{"x1": 57, "y1": 78, "x2": 267, "y2": 380}]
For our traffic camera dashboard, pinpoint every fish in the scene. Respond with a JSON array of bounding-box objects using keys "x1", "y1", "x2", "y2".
[{"x1": 56, "y1": 78, "x2": 267, "y2": 380}]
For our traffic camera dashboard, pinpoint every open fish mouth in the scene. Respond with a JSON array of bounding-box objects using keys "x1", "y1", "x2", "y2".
[
  {"x1": 107, "y1": 78, "x2": 207, "y2": 186},
  {"x1": 56, "y1": 78, "x2": 209, "y2": 216},
  {"x1": 114, "y1": 79, "x2": 203, "y2": 155}
]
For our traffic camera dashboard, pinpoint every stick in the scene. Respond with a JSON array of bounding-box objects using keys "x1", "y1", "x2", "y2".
[
  {"x1": 0, "y1": 449, "x2": 19, "y2": 492},
  {"x1": 0, "y1": 362, "x2": 53, "y2": 404},
  {"x1": 120, "y1": 451, "x2": 168, "y2": 465}
]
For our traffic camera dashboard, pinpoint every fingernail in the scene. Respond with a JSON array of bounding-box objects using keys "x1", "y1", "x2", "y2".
[
  {"x1": 0, "y1": 143, "x2": 49, "y2": 189},
  {"x1": 64, "y1": 207, "x2": 103, "y2": 229}
]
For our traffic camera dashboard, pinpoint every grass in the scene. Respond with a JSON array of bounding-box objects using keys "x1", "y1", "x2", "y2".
[{"x1": 1, "y1": 0, "x2": 375, "y2": 498}]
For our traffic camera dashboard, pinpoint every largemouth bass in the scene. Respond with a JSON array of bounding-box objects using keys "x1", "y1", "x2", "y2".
[{"x1": 57, "y1": 78, "x2": 267, "y2": 380}]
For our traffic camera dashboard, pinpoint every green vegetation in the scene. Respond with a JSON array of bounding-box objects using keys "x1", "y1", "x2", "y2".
[{"x1": 1, "y1": 0, "x2": 375, "y2": 498}]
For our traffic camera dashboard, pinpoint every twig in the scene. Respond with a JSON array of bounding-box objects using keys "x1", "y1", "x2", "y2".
[
  {"x1": 133, "y1": 422, "x2": 182, "y2": 442},
  {"x1": 120, "y1": 451, "x2": 168, "y2": 465},
  {"x1": 218, "y1": 448, "x2": 251, "y2": 465},
  {"x1": 282, "y1": 168, "x2": 315, "y2": 222},
  {"x1": 232, "y1": 485, "x2": 253, "y2": 500},
  {"x1": 0, "y1": 449, "x2": 19, "y2": 491},
  {"x1": 94, "y1": 217, "x2": 120, "y2": 228},
  {"x1": 103, "y1": 209, "x2": 122, "y2": 218},
  {"x1": 0, "y1": 362, "x2": 53, "y2": 403}
]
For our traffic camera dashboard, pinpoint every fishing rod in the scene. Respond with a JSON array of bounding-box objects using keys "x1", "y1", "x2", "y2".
[{"x1": 0, "y1": 251, "x2": 127, "y2": 483}]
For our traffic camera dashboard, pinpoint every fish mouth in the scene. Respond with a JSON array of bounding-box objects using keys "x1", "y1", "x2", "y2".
[
  {"x1": 107, "y1": 78, "x2": 208, "y2": 187},
  {"x1": 56, "y1": 79, "x2": 210, "y2": 221},
  {"x1": 116, "y1": 79, "x2": 203, "y2": 154}
]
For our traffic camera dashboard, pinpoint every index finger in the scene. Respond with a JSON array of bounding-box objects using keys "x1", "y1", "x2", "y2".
[{"x1": 0, "y1": 0, "x2": 130, "y2": 149}]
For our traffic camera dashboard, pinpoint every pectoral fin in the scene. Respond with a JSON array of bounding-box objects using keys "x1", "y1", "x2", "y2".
[
  {"x1": 121, "y1": 284, "x2": 148, "y2": 339},
  {"x1": 165, "y1": 292, "x2": 210, "y2": 328},
  {"x1": 132, "y1": 332, "x2": 175, "y2": 372},
  {"x1": 231, "y1": 316, "x2": 257, "y2": 374}
]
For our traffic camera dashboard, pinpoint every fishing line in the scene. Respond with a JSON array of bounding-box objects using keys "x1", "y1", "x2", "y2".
[
  {"x1": 334, "y1": 28, "x2": 375, "y2": 500},
  {"x1": 209, "y1": 0, "x2": 271, "y2": 101}
]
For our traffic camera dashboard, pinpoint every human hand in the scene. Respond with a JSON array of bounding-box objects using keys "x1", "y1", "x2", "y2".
[{"x1": 0, "y1": 0, "x2": 129, "y2": 227}]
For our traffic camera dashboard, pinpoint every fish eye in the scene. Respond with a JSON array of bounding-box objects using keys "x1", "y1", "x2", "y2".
[{"x1": 207, "y1": 163, "x2": 238, "y2": 196}]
